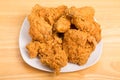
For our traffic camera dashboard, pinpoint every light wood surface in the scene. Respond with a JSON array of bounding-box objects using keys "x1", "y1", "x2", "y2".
[{"x1": 0, "y1": 0, "x2": 120, "y2": 80}]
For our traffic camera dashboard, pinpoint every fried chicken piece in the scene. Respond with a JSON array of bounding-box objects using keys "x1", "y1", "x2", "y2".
[
  {"x1": 66, "y1": 6, "x2": 101, "y2": 42},
  {"x1": 38, "y1": 36, "x2": 67, "y2": 74},
  {"x1": 77, "y1": 6, "x2": 95, "y2": 20},
  {"x1": 91, "y1": 21, "x2": 101, "y2": 42},
  {"x1": 45, "y1": 5, "x2": 67, "y2": 26},
  {"x1": 26, "y1": 35, "x2": 67, "y2": 74},
  {"x1": 40, "y1": 46, "x2": 67, "y2": 74},
  {"x1": 28, "y1": 16, "x2": 52, "y2": 42},
  {"x1": 29, "y1": 4, "x2": 46, "y2": 20},
  {"x1": 65, "y1": 6, "x2": 94, "y2": 20},
  {"x1": 28, "y1": 4, "x2": 67, "y2": 26},
  {"x1": 26, "y1": 41, "x2": 40, "y2": 58},
  {"x1": 54, "y1": 16, "x2": 70, "y2": 33},
  {"x1": 71, "y1": 15, "x2": 101, "y2": 42},
  {"x1": 63, "y1": 29, "x2": 97, "y2": 65}
]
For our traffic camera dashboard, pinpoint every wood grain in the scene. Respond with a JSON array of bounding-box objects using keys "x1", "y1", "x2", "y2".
[{"x1": 0, "y1": 0, "x2": 120, "y2": 80}]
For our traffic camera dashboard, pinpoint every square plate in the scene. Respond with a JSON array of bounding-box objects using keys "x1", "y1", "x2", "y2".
[{"x1": 19, "y1": 17, "x2": 103, "y2": 72}]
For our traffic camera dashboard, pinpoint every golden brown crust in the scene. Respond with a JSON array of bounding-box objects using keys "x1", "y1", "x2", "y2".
[
  {"x1": 28, "y1": 16, "x2": 52, "y2": 42},
  {"x1": 26, "y1": 35, "x2": 67, "y2": 74},
  {"x1": 66, "y1": 6, "x2": 101, "y2": 43},
  {"x1": 65, "y1": 6, "x2": 95, "y2": 20},
  {"x1": 39, "y1": 37, "x2": 67, "y2": 74},
  {"x1": 63, "y1": 29, "x2": 97, "y2": 65},
  {"x1": 28, "y1": 4, "x2": 67, "y2": 26},
  {"x1": 26, "y1": 41, "x2": 40, "y2": 58},
  {"x1": 45, "y1": 5, "x2": 67, "y2": 26},
  {"x1": 54, "y1": 16, "x2": 70, "y2": 33}
]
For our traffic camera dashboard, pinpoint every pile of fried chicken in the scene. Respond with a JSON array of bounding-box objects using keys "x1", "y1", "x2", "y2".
[{"x1": 26, "y1": 4, "x2": 101, "y2": 74}]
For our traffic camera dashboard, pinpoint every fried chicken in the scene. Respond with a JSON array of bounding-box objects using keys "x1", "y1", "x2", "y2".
[
  {"x1": 66, "y1": 6, "x2": 101, "y2": 43},
  {"x1": 65, "y1": 6, "x2": 94, "y2": 20},
  {"x1": 26, "y1": 35, "x2": 67, "y2": 74},
  {"x1": 28, "y1": 16, "x2": 52, "y2": 42},
  {"x1": 71, "y1": 17, "x2": 101, "y2": 42},
  {"x1": 54, "y1": 15, "x2": 70, "y2": 33},
  {"x1": 28, "y1": 4, "x2": 67, "y2": 26},
  {"x1": 77, "y1": 6, "x2": 95, "y2": 20},
  {"x1": 63, "y1": 29, "x2": 97, "y2": 65},
  {"x1": 45, "y1": 5, "x2": 67, "y2": 26},
  {"x1": 26, "y1": 4, "x2": 102, "y2": 74},
  {"x1": 26, "y1": 41, "x2": 40, "y2": 58},
  {"x1": 39, "y1": 36, "x2": 67, "y2": 74}
]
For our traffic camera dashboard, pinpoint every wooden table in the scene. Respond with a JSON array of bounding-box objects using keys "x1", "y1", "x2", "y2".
[{"x1": 0, "y1": 0, "x2": 120, "y2": 79}]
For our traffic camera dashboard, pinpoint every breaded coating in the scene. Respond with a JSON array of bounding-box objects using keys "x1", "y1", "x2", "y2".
[
  {"x1": 27, "y1": 35, "x2": 67, "y2": 74},
  {"x1": 29, "y1": 4, "x2": 46, "y2": 20},
  {"x1": 54, "y1": 16, "x2": 70, "y2": 33},
  {"x1": 39, "y1": 41, "x2": 68, "y2": 74},
  {"x1": 66, "y1": 6, "x2": 101, "y2": 42},
  {"x1": 40, "y1": 50, "x2": 67, "y2": 74},
  {"x1": 28, "y1": 16, "x2": 52, "y2": 42},
  {"x1": 26, "y1": 41, "x2": 40, "y2": 58},
  {"x1": 65, "y1": 6, "x2": 94, "y2": 20},
  {"x1": 71, "y1": 17, "x2": 101, "y2": 42},
  {"x1": 63, "y1": 29, "x2": 97, "y2": 65},
  {"x1": 45, "y1": 5, "x2": 67, "y2": 26},
  {"x1": 38, "y1": 36, "x2": 67, "y2": 74},
  {"x1": 28, "y1": 4, "x2": 67, "y2": 26},
  {"x1": 91, "y1": 21, "x2": 101, "y2": 42},
  {"x1": 77, "y1": 6, "x2": 95, "y2": 20}
]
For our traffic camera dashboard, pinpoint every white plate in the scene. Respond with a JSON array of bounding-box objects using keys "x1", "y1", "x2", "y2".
[{"x1": 19, "y1": 17, "x2": 103, "y2": 72}]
